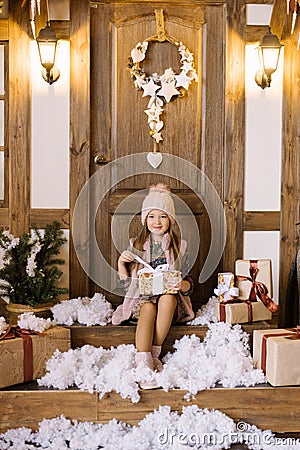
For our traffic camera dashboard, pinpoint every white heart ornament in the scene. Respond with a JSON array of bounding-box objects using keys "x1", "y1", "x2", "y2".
[
  {"x1": 131, "y1": 48, "x2": 145, "y2": 63},
  {"x1": 147, "y1": 152, "x2": 163, "y2": 169}
]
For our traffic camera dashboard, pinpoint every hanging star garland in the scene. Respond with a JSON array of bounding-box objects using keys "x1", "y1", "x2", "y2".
[{"x1": 128, "y1": 41, "x2": 198, "y2": 143}]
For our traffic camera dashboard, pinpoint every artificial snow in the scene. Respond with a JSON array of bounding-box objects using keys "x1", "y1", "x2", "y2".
[
  {"x1": 0, "y1": 316, "x2": 8, "y2": 335},
  {"x1": 38, "y1": 322, "x2": 265, "y2": 403},
  {"x1": 38, "y1": 344, "x2": 141, "y2": 403},
  {"x1": 17, "y1": 312, "x2": 53, "y2": 333},
  {"x1": 0, "y1": 405, "x2": 289, "y2": 450},
  {"x1": 51, "y1": 293, "x2": 113, "y2": 326},
  {"x1": 188, "y1": 297, "x2": 218, "y2": 326}
]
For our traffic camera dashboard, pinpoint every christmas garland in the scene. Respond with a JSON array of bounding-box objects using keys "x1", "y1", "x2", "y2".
[{"x1": 129, "y1": 40, "x2": 198, "y2": 143}]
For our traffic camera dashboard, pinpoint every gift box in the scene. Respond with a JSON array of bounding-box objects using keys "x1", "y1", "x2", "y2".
[
  {"x1": 138, "y1": 270, "x2": 181, "y2": 296},
  {"x1": 214, "y1": 299, "x2": 272, "y2": 324},
  {"x1": 235, "y1": 259, "x2": 278, "y2": 314},
  {"x1": 235, "y1": 259, "x2": 273, "y2": 300},
  {"x1": 214, "y1": 272, "x2": 239, "y2": 301},
  {"x1": 253, "y1": 328, "x2": 300, "y2": 386},
  {"x1": 0, "y1": 325, "x2": 70, "y2": 388}
]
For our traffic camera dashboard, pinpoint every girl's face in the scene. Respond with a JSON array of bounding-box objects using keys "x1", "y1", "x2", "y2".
[{"x1": 146, "y1": 209, "x2": 170, "y2": 235}]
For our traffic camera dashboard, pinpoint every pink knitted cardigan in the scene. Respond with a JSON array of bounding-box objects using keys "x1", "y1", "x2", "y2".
[{"x1": 112, "y1": 233, "x2": 195, "y2": 325}]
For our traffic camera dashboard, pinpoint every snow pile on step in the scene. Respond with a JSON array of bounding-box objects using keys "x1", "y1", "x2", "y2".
[
  {"x1": 0, "y1": 405, "x2": 282, "y2": 450},
  {"x1": 188, "y1": 297, "x2": 218, "y2": 326},
  {"x1": 38, "y1": 323, "x2": 265, "y2": 403},
  {"x1": 51, "y1": 293, "x2": 113, "y2": 326},
  {"x1": 157, "y1": 322, "x2": 265, "y2": 396},
  {"x1": 38, "y1": 343, "x2": 141, "y2": 403},
  {"x1": 17, "y1": 312, "x2": 54, "y2": 332}
]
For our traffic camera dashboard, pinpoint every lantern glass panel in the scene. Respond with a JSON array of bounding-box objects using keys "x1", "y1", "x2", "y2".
[
  {"x1": 38, "y1": 42, "x2": 56, "y2": 70},
  {"x1": 261, "y1": 48, "x2": 279, "y2": 74}
]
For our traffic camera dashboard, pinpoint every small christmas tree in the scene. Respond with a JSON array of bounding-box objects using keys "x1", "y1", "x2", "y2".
[{"x1": 0, "y1": 222, "x2": 68, "y2": 306}]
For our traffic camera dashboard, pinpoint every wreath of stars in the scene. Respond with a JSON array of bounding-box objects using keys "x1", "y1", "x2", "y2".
[{"x1": 128, "y1": 41, "x2": 198, "y2": 143}]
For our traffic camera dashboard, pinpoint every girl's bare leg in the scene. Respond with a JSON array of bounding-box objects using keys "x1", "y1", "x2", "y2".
[
  {"x1": 153, "y1": 294, "x2": 177, "y2": 346},
  {"x1": 135, "y1": 301, "x2": 157, "y2": 352}
]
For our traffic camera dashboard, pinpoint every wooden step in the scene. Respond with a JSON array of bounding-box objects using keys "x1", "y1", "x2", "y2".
[
  {"x1": 0, "y1": 383, "x2": 300, "y2": 433},
  {"x1": 68, "y1": 321, "x2": 276, "y2": 355}
]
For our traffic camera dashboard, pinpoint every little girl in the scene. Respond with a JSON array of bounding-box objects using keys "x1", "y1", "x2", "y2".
[{"x1": 112, "y1": 184, "x2": 194, "y2": 388}]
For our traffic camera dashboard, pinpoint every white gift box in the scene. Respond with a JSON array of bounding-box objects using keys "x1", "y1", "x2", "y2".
[{"x1": 214, "y1": 272, "x2": 239, "y2": 301}]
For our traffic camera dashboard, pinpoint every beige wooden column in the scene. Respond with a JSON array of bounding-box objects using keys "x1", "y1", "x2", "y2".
[
  {"x1": 279, "y1": 23, "x2": 300, "y2": 325},
  {"x1": 223, "y1": 0, "x2": 246, "y2": 272},
  {"x1": 8, "y1": 1, "x2": 31, "y2": 234},
  {"x1": 69, "y1": 0, "x2": 90, "y2": 297}
]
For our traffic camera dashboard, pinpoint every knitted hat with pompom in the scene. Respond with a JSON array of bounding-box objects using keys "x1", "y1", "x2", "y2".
[{"x1": 141, "y1": 183, "x2": 175, "y2": 225}]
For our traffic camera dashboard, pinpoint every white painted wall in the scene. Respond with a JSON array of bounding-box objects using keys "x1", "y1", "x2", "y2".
[{"x1": 31, "y1": 39, "x2": 70, "y2": 209}]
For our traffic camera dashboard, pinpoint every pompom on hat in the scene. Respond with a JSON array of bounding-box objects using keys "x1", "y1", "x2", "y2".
[{"x1": 141, "y1": 183, "x2": 175, "y2": 225}]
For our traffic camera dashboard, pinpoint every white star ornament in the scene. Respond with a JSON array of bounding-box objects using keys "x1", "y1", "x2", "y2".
[
  {"x1": 175, "y1": 71, "x2": 192, "y2": 90},
  {"x1": 142, "y1": 79, "x2": 160, "y2": 98},
  {"x1": 157, "y1": 80, "x2": 180, "y2": 103}
]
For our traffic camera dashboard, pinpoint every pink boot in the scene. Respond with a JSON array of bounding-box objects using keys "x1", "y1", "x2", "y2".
[
  {"x1": 135, "y1": 352, "x2": 160, "y2": 390},
  {"x1": 151, "y1": 345, "x2": 163, "y2": 372}
]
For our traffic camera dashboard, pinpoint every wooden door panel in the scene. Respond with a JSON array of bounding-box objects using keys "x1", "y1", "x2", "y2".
[
  {"x1": 90, "y1": 3, "x2": 225, "y2": 310},
  {"x1": 111, "y1": 13, "x2": 204, "y2": 174}
]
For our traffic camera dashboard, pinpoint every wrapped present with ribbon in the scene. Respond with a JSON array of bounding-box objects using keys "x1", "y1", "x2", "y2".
[
  {"x1": 214, "y1": 272, "x2": 239, "y2": 301},
  {"x1": 253, "y1": 327, "x2": 300, "y2": 386},
  {"x1": 213, "y1": 268, "x2": 273, "y2": 324},
  {"x1": 235, "y1": 259, "x2": 279, "y2": 313},
  {"x1": 0, "y1": 325, "x2": 70, "y2": 388},
  {"x1": 136, "y1": 256, "x2": 181, "y2": 296},
  {"x1": 214, "y1": 298, "x2": 272, "y2": 324}
]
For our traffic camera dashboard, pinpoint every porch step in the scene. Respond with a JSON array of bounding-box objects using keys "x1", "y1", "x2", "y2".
[
  {"x1": 0, "y1": 383, "x2": 300, "y2": 433},
  {"x1": 67, "y1": 321, "x2": 276, "y2": 355}
]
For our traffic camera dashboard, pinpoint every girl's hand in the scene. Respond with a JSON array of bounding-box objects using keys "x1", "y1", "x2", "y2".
[
  {"x1": 169, "y1": 277, "x2": 191, "y2": 293},
  {"x1": 119, "y1": 250, "x2": 136, "y2": 264},
  {"x1": 168, "y1": 275, "x2": 182, "y2": 292}
]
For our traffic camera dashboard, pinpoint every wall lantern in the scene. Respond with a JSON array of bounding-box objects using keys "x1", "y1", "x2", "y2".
[
  {"x1": 36, "y1": 22, "x2": 60, "y2": 85},
  {"x1": 255, "y1": 28, "x2": 283, "y2": 90}
]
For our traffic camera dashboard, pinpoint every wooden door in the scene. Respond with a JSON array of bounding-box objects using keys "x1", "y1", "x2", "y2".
[{"x1": 89, "y1": 2, "x2": 225, "y2": 311}]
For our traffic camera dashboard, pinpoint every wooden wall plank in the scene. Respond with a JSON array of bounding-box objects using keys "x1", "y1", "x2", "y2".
[
  {"x1": 0, "y1": 19, "x2": 8, "y2": 40},
  {"x1": 91, "y1": 0, "x2": 226, "y2": 3},
  {"x1": 3, "y1": 41, "x2": 8, "y2": 208},
  {"x1": 270, "y1": 0, "x2": 287, "y2": 39},
  {"x1": 69, "y1": 0, "x2": 90, "y2": 297},
  {"x1": 245, "y1": 0, "x2": 273, "y2": 3},
  {"x1": 246, "y1": 25, "x2": 268, "y2": 43},
  {"x1": 30, "y1": 209, "x2": 70, "y2": 228},
  {"x1": 8, "y1": 1, "x2": 31, "y2": 234},
  {"x1": 0, "y1": 209, "x2": 70, "y2": 230},
  {"x1": 0, "y1": 207, "x2": 8, "y2": 227},
  {"x1": 51, "y1": 20, "x2": 70, "y2": 40},
  {"x1": 244, "y1": 211, "x2": 281, "y2": 231},
  {"x1": 279, "y1": 25, "x2": 300, "y2": 326},
  {"x1": 223, "y1": 0, "x2": 246, "y2": 272}
]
